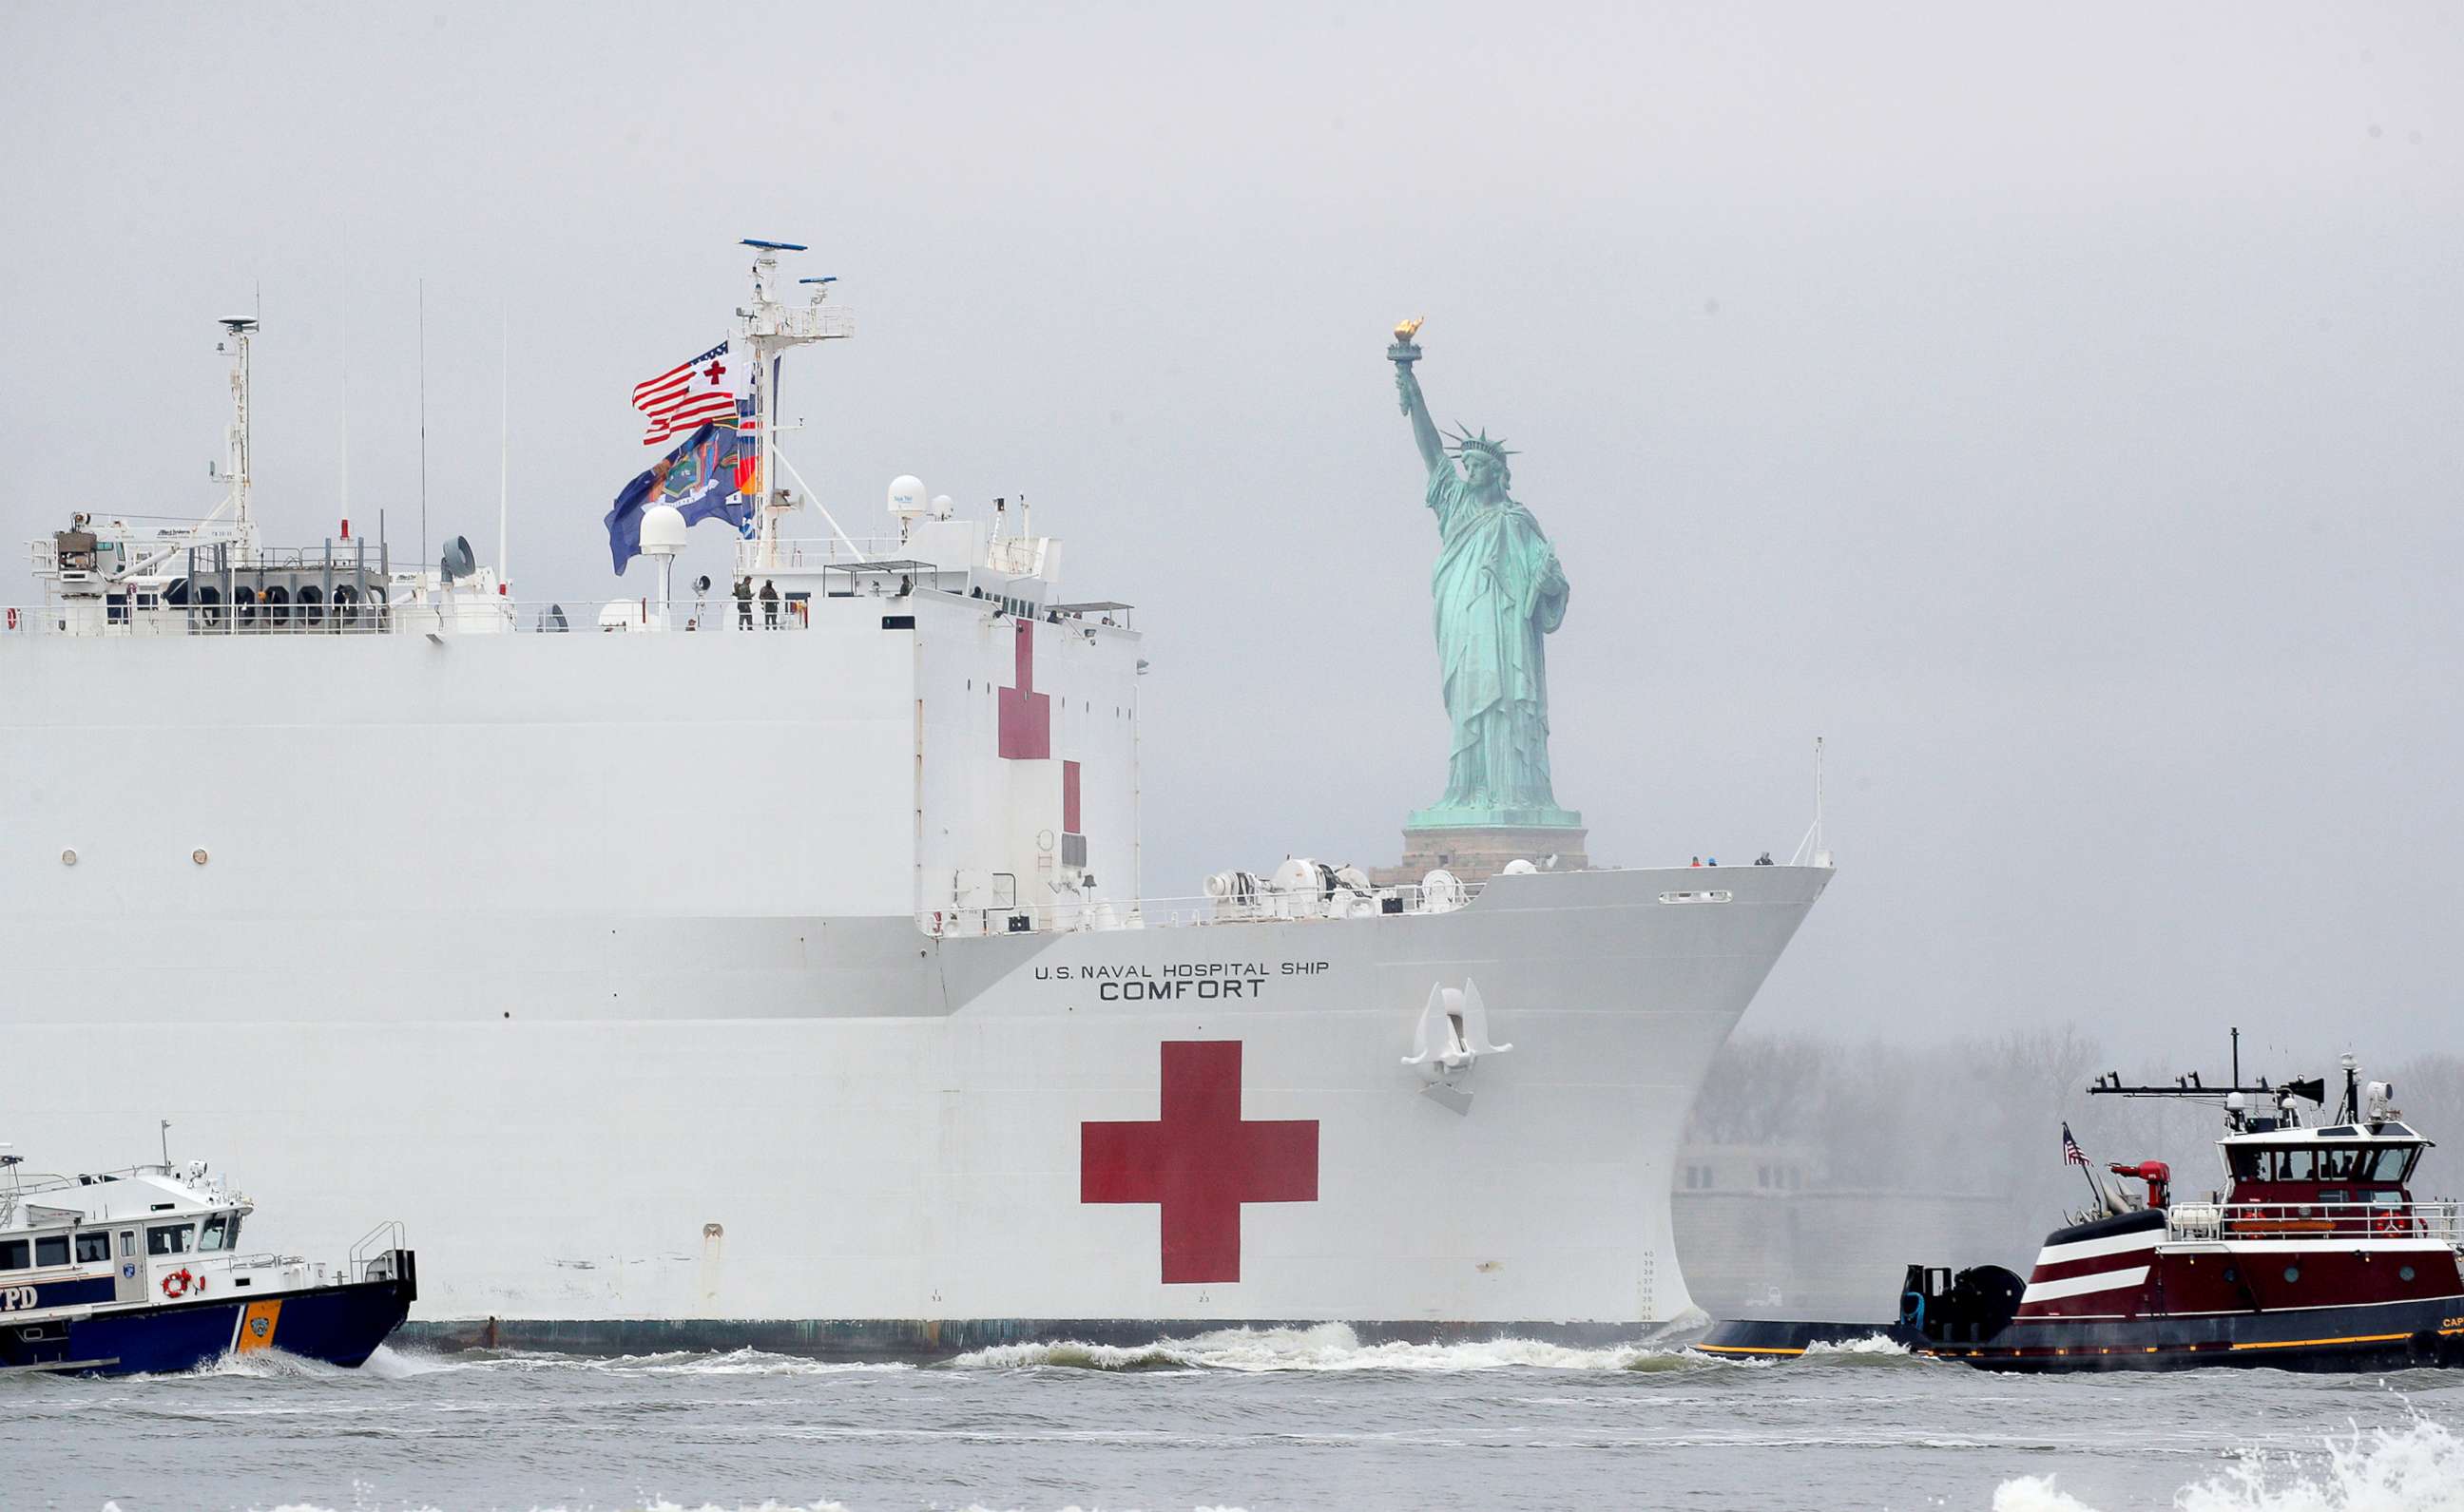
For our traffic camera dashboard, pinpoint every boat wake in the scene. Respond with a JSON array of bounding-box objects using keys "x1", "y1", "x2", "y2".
[
  {"x1": 944, "y1": 1322, "x2": 1723, "y2": 1373},
  {"x1": 1993, "y1": 1417, "x2": 2464, "y2": 1512}
]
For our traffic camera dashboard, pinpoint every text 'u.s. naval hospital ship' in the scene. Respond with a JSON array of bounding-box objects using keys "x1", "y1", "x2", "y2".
[{"x1": 0, "y1": 243, "x2": 1831, "y2": 1356}]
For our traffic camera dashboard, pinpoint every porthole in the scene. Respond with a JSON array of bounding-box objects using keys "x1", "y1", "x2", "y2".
[
  {"x1": 191, "y1": 849, "x2": 209, "y2": 866},
  {"x1": 2400, "y1": 1266, "x2": 2416, "y2": 1282},
  {"x1": 2282, "y1": 1266, "x2": 2300, "y2": 1284},
  {"x1": 60, "y1": 848, "x2": 76, "y2": 866},
  {"x1": 2223, "y1": 1268, "x2": 2237, "y2": 1283}
]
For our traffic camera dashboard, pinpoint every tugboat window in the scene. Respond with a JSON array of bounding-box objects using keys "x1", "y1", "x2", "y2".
[
  {"x1": 146, "y1": 1223, "x2": 195, "y2": 1255},
  {"x1": 199, "y1": 1214, "x2": 230, "y2": 1252},
  {"x1": 75, "y1": 1233, "x2": 110, "y2": 1263},
  {"x1": 2282, "y1": 1266, "x2": 2300, "y2": 1284},
  {"x1": 2400, "y1": 1266, "x2": 2416, "y2": 1282},
  {"x1": 0, "y1": 1239, "x2": 27, "y2": 1270},
  {"x1": 35, "y1": 1234, "x2": 69, "y2": 1267}
]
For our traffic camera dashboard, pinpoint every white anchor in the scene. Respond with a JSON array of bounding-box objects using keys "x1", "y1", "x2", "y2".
[{"x1": 1403, "y1": 979, "x2": 1513, "y2": 1109}]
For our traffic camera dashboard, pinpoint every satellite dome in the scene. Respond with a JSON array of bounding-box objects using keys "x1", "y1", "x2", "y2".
[
  {"x1": 888, "y1": 475, "x2": 928, "y2": 517},
  {"x1": 930, "y1": 494, "x2": 955, "y2": 520},
  {"x1": 640, "y1": 504, "x2": 689, "y2": 556}
]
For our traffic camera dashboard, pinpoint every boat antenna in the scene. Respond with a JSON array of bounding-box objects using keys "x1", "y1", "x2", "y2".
[
  {"x1": 1814, "y1": 735, "x2": 1825, "y2": 862},
  {"x1": 417, "y1": 278, "x2": 430, "y2": 572},
  {"x1": 498, "y1": 301, "x2": 510, "y2": 595},
  {"x1": 339, "y1": 276, "x2": 351, "y2": 527},
  {"x1": 2230, "y1": 1025, "x2": 2240, "y2": 1089},
  {"x1": 159, "y1": 1119, "x2": 172, "y2": 1168}
]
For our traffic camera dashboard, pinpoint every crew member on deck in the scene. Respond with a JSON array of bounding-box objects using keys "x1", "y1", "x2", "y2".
[
  {"x1": 760, "y1": 579, "x2": 780, "y2": 628},
  {"x1": 733, "y1": 577, "x2": 754, "y2": 629}
]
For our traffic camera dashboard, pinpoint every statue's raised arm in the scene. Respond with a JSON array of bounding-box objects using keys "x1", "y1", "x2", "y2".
[{"x1": 1389, "y1": 317, "x2": 1447, "y2": 476}]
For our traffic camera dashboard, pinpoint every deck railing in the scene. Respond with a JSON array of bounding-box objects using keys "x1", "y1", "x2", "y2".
[
  {"x1": 2166, "y1": 1198, "x2": 2461, "y2": 1245},
  {"x1": 918, "y1": 878, "x2": 1485, "y2": 936}
]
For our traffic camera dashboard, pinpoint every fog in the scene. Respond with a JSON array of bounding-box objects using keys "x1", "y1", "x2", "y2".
[{"x1": 4, "y1": 4, "x2": 2459, "y2": 1060}]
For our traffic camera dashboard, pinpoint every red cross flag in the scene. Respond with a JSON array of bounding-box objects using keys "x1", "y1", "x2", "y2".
[{"x1": 631, "y1": 341, "x2": 738, "y2": 446}]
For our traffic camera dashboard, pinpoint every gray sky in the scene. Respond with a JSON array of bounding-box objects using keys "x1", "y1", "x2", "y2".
[{"x1": 6, "y1": 3, "x2": 2458, "y2": 1060}]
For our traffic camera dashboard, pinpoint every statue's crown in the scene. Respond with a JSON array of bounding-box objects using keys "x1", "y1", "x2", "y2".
[{"x1": 1446, "y1": 425, "x2": 1516, "y2": 462}]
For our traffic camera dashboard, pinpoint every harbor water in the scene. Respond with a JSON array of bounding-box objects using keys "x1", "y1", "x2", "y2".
[{"x1": 7, "y1": 1327, "x2": 2460, "y2": 1511}]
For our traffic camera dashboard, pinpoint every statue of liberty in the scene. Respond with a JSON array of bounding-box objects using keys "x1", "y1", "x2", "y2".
[{"x1": 1389, "y1": 320, "x2": 1580, "y2": 832}]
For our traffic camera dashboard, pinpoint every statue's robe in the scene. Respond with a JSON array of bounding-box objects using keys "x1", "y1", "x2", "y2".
[{"x1": 1425, "y1": 461, "x2": 1569, "y2": 813}]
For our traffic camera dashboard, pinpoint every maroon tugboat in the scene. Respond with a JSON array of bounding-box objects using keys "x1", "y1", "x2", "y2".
[{"x1": 1700, "y1": 1038, "x2": 2464, "y2": 1371}]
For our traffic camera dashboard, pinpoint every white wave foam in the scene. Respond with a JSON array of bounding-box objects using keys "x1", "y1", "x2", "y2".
[
  {"x1": 1990, "y1": 1477, "x2": 2100, "y2": 1512},
  {"x1": 1992, "y1": 1418, "x2": 2464, "y2": 1512},
  {"x1": 1800, "y1": 1334, "x2": 1912, "y2": 1357},
  {"x1": 2178, "y1": 1418, "x2": 2464, "y2": 1512},
  {"x1": 183, "y1": 1348, "x2": 350, "y2": 1382},
  {"x1": 479, "y1": 1347, "x2": 909, "y2": 1378},
  {"x1": 946, "y1": 1322, "x2": 1700, "y2": 1373},
  {"x1": 185, "y1": 1503, "x2": 852, "y2": 1512}
]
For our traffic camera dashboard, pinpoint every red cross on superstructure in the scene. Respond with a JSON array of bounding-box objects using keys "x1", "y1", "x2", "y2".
[
  {"x1": 1081, "y1": 1041, "x2": 1319, "y2": 1284},
  {"x1": 997, "y1": 618, "x2": 1050, "y2": 760}
]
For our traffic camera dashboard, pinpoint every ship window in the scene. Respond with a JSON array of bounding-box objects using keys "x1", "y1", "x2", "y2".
[
  {"x1": 146, "y1": 1223, "x2": 194, "y2": 1255},
  {"x1": 2282, "y1": 1266, "x2": 2300, "y2": 1284},
  {"x1": 0, "y1": 1239, "x2": 27, "y2": 1270},
  {"x1": 75, "y1": 1233, "x2": 110, "y2": 1263},
  {"x1": 2400, "y1": 1266, "x2": 2417, "y2": 1282},
  {"x1": 35, "y1": 1235, "x2": 69, "y2": 1268},
  {"x1": 199, "y1": 1214, "x2": 230, "y2": 1252},
  {"x1": 119, "y1": 1232, "x2": 135, "y2": 1259},
  {"x1": 2265, "y1": 1149, "x2": 2317, "y2": 1182}
]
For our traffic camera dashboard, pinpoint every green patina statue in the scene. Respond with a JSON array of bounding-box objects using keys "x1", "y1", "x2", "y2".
[{"x1": 1389, "y1": 320, "x2": 1581, "y2": 832}]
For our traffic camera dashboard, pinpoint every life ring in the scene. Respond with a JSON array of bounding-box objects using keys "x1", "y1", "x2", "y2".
[
  {"x1": 2374, "y1": 1208, "x2": 2415, "y2": 1237},
  {"x1": 161, "y1": 1268, "x2": 194, "y2": 1299}
]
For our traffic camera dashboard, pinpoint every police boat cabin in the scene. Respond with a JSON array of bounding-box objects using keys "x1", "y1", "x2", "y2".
[{"x1": 0, "y1": 1146, "x2": 416, "y2": 1376}]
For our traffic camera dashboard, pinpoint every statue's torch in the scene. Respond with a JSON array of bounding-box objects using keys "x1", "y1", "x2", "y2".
[{"x1": 1389, "y1": 316, "x2": 1425, "y2": 413}]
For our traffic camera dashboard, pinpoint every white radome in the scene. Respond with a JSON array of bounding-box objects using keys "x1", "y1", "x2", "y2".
[{"x1": 639, "y1": 504, "x2": 689, "y2": 556}]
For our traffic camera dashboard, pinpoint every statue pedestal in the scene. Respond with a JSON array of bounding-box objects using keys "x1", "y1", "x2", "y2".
[{"x1": 1368, "y1": 818, "x2": 1589, "y2": 889}]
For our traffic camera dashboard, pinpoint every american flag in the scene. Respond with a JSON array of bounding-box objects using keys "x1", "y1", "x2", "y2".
[
  {"x1": 2061, "y1": 1122, "x2": 2088, "y2": 1166},
  {"x1": 631, "y1": 341, "x2": 738, "y2": 446}
]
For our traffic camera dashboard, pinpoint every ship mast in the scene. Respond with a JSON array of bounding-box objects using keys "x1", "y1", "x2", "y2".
[
  {"x1": 217, "y1": 317, "x2": 259, "y2": 559},
  {"x1": 736, "y1": 239, "x2": 853, "y2": 569}
]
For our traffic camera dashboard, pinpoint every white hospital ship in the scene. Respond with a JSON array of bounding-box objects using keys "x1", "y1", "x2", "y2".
[{"x1": 0, "y1": 247, "x2": 1831, "y2": 1353}]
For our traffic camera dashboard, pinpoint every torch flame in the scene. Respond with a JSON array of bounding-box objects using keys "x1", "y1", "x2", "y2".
[{"x1": 1393, "y1": 316, "x2": 1425, "y2": 344}]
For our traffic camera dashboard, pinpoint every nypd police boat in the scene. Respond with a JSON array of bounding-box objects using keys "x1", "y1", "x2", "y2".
[{"x1": 0, "y1": 1145, "x2": 415, "y2": 1375}]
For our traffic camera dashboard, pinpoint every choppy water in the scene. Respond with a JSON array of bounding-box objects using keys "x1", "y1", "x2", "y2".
[{"x1": 7, "y1": 1327, "x2": 2460, "y2": 1511}]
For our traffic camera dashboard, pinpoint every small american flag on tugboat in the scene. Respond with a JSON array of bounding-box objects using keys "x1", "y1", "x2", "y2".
[{"x1": 2061, "y1": 1122, "x2": 2088, "y2": 1165}]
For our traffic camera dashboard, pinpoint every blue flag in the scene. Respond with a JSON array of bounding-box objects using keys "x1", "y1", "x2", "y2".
[{"x1": 605, "y1": 422, "x2": 752, "y2": 573}]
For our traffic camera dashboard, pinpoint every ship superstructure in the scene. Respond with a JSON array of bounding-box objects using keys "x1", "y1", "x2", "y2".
[{"x1": 0, "y1": 249, "x2": 1831, "y2": 1353}]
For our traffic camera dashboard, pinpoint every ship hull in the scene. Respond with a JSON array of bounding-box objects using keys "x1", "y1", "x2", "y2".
[
  {"x1": 0, "y1": 1273, "x2": 417, "y2": 1377},
  {"x1": 2, "y1": 866, "x2": 1827, "y2": 1337}
]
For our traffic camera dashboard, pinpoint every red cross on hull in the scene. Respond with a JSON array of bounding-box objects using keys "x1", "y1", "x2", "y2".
[{"x1": 1081, "y1": 1041, "x2": 1319, "y2": 1284}]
